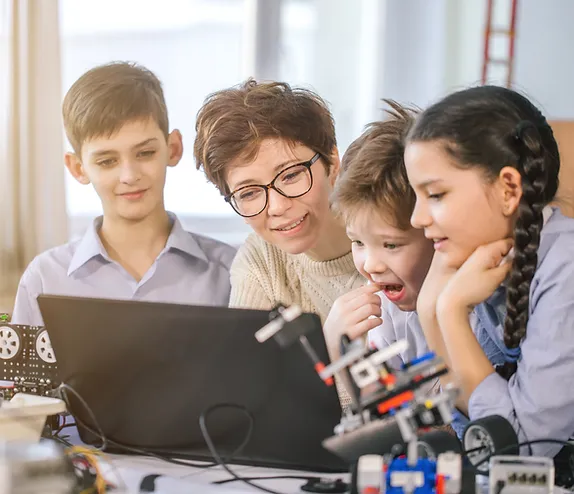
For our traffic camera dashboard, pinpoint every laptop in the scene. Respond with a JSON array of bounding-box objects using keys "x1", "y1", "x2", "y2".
[{"x1": 37, "y1": 295, "x2": 346, "y2": 472}]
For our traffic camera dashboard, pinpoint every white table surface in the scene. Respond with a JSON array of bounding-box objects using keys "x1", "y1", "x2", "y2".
[
  {"x1": 98, "y1": 453, "x2": 574, "y2": 494},
  {"x1": 63, "y1": 424, "x2": 345, "y2": 493},
  {"x1": 99, "y1": 454, "x2": 348, "y2": 494},
  {"x1": 65, "y1": 425, "x2": 573, "y2": 493}
]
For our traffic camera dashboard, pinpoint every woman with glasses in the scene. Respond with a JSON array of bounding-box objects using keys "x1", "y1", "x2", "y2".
[{"x1": 193, "y1": 79, "x2": 365, "y2": 325}]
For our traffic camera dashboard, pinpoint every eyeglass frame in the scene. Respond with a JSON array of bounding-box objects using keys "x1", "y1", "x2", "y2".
[{"x1": 224, "y1": 152, "x2": 322, "y2": 218}]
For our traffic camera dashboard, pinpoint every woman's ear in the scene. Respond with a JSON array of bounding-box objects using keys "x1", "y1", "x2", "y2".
[
  {"x1": 328, "y1": 147, "x2": 341, "y2": 187},
  {"x1": 498, "y1": 166, "x2": 523, "y2": 216}
]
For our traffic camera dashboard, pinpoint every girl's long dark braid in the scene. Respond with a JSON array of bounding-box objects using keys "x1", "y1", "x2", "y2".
[{"x1": 500, "y1": 121, "x2": 549, "y2": 376}]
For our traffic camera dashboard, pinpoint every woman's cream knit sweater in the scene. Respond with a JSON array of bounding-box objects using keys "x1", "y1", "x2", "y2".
[{"x1": 229, "y1": 234, "x2": 364, "y2": 323}]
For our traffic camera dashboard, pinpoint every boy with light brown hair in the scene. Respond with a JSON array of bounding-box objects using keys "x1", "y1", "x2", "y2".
[
  {"x1": 324, "y1": 100, "x2": 434, "y2": 367},
  {"x1": 12, "y1": 62, "x2": 236, "y2": 326}
]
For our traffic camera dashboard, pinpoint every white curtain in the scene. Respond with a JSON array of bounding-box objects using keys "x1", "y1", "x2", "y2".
[{"x1": 0, "y1": 0, "x2": 68, "y2": 312}]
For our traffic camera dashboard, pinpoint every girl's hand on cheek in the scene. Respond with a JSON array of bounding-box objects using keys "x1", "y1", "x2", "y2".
[
  {"x1": 437, "y1": 238, "x2": 514, "y2": 317},
  {"x1": 416, "y1": 252, "x2": 457, "y2": 320}
]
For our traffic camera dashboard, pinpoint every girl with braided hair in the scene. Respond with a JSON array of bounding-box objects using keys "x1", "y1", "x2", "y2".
[{"x1": 404, "y1": 85, "x2": 574, "y2": 458}]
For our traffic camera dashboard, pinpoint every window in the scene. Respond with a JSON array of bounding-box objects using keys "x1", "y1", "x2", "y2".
[
  {"x1": 279, "y1": 0, "x2": 385, "y2": 151},
  {"x1": 60, "y1": 0, "x2": 250, "y2": 243},
  {"x1": 59, "y1": 0, "x2": 385, "y2": 245}
]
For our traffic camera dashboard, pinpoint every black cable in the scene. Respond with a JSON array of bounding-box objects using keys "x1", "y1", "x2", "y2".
[
  {"x1": 57, "y1": 383, "x2": 253, "y2": 469},
  {"x1": 199, "y1": 403, "x2": 288, "y2": 494},
  {"x1": 472, "y1": 438, "x2": 574, "y2": 472},
  {"x1": 463, "y1": 445, "x2": 487, "y2": 455},
  {"x1": 58, "y1": 382, "x2": 574, "y2": 491},
  {"x1": 59, "y1": 384, "x2": 108, "y2": 451},
  {"x1": 49, "y1": 434, "x2": 74, "y2": 449},
  {"x1": 213, "y1": 475, "x2": 320, "y2": 485},
  {"x1": 60, "y1": 383, "x2": 331, "y2": 494}
]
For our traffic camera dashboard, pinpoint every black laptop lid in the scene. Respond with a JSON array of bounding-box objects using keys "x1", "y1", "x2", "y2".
[{"x1": 37, "y1": 295, "x2": 345, "y2": 472}]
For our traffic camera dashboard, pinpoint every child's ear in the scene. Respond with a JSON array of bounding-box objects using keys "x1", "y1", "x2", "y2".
[
  {"x1": 328, "y1": 147, "x2": 341, "y2": 187},
  {"x1": 167, "y1": 129, "x2": 184, "y2": 167},
  {"x1": 65, "y1": 153, "x2": 90, "y2": 185},
  {"x1": 498, "y1": 166, "x2": 523, "y2": 216}
]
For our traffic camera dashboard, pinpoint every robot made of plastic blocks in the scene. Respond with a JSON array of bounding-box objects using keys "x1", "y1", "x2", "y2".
[
  {"x1": 256, "y1": 305, "x2": 456, "y2": 429},
  {"x1": 319, "y1": 336, "x2": 455, "y2": 429},
  {"x1": 348, "y1": 386, "x2": 462, "y2": 494},
  {"x1": 256, "y1": 305, "x2": 464, "y2": 494},
  {"x1": 335, "y1": 354, "x2": 462, "y2": 494},
  {"x1": 356, "y1": 451, "x2": 461, "y2": 494}
]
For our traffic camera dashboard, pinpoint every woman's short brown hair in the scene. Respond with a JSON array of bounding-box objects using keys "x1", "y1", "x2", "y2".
[
  {"x1": 194, "y1": 79, "x2": 337, "y2": 195},
  {"x1": 332, "y1": 100, "x2": 418, "y2": 230}
]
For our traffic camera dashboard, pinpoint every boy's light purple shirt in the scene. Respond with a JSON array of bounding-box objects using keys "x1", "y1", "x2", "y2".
[
  {"x1": 368, "y1": 300, "x2": 430, "y2": 368},
  {"x1": 11, "y1": 213, "x2": 237, "y2": 326}
]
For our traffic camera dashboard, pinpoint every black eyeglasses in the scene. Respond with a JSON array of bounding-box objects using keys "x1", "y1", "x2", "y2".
[{"x1": 225, "y1": 153, "x2": 321, "y2": 218}]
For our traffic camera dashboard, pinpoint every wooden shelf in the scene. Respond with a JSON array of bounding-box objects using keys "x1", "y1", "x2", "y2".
[{"x1": 550, "y1": 120, "x2": 574, "y2": 217}]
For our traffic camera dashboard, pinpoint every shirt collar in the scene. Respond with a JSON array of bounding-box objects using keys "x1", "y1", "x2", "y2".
[
  {"x1": 68, "y1": 212, "x2": 208, "y2": 276},
  {"x1": 542, "y1": 205, "x2": 554, "y2": 225},
  {"x1": 67, "y1": 216, "x2": 109, "y2": 276},
  {"x1": 165, "y1": 213, "x2": 209, "y2": 263}
]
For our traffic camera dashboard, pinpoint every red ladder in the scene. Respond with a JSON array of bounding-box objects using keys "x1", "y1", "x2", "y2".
[{"x1": 481, "y1": 0, "x2": 519, "y2": 87}]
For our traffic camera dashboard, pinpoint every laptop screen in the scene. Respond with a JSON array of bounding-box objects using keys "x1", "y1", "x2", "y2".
[{"x1": 38, "y1": 295, "x2": 346, "y2": 472}]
